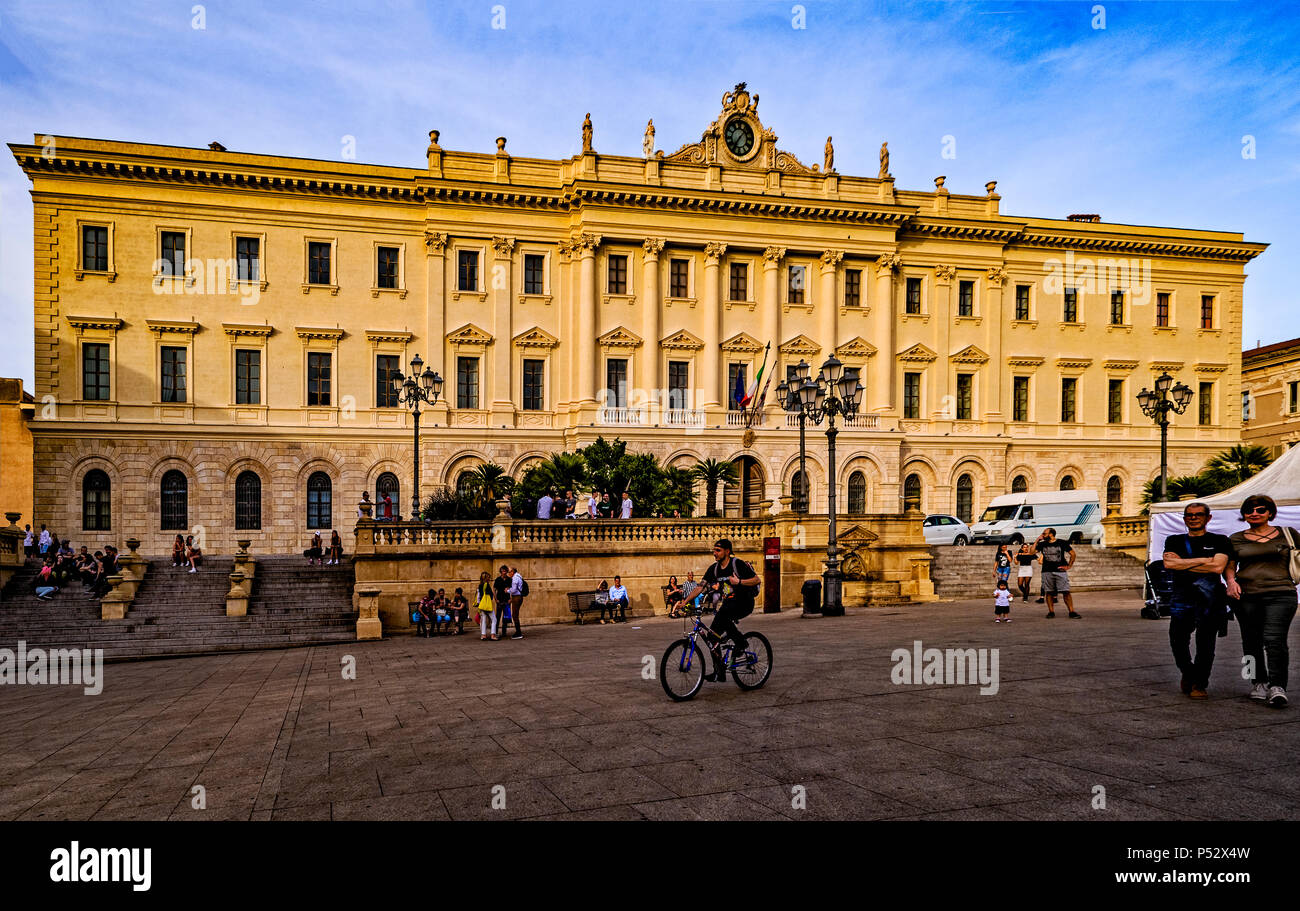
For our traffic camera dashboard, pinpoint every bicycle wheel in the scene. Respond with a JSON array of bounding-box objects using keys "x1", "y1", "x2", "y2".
[
  {"x1": 661, "y1": 638, "x2": 706, "y2": 701},
  {"x1": 730, "y1": 631, "x2": 772, "y2": 690}
]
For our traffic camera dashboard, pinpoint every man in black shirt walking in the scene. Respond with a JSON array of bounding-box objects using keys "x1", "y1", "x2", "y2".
[
  {"x1": 1162, "y1": 501, "x2": 1233, "y2": 699},
  {"x1": 701, "y1": 539, "x2": 759, "y2": 682}
]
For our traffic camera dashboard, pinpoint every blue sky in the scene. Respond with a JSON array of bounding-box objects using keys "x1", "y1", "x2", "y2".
[{"x1": 1, "y1": 0, "x2": 1296, "y2": 388}]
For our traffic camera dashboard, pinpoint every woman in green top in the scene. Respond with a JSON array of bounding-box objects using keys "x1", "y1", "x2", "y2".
[{"x1": 1225, "y1": 494, "x2": 1300, "y2": 708}]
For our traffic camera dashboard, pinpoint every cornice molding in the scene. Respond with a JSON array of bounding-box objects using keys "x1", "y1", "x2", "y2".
[
  {"x1": 222, "y1": 322, "x2": 273, "y2": 339},
  {"x1": 364, "y1": 330, "x2": 414, "y2": 346},
  {"x1": 145, "y1": 319, "x2": 200, "y2": 336},
  {"x1": 66, "y1": 315, "x2": 124, "y2": 334},
  {"x1": 295, "y1": 326, "x2": 345, "y2": 342}
]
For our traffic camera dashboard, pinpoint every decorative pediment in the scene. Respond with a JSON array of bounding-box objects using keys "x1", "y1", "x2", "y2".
[
  {"x1": 67, "y1": 315, "x2": 124, "y2": 335},
  {"x1": 513, "y1": 326, "x2": 559, "y2": 349},
  {"x1": 897, "y1": 343, "x2": 938, "y2": 363},
  {"x1": 446, "y1": 323, "x2": 494, "y2": 348},
  {"x1": 836, "y1": 337, "x2": 878, "y2": 359},
  {"x1": 597, "y1": 326, "x2": 643, "y2": 349},
  {"x1": 837, "y1": 524, "x2": 880, "y2": 548},
  {"x1": 660, "y1": 329, "x2": 704, "y2": 351},
  {"x1": 1006, "y1": 355, "x2": 1045, "y2": 369},
  {"x1": 365, "y1": 330, "x2": 414, "y2": 346},
  {"x1": 721, "y1": 332, "x2": 764, "y2": 354},
  {"x1": 949, "y1": 345, "x2": 989, "y2": 365},
  {"x1": 145, "y1": 319, "x2": 200, "y2": 336},
  {"x1": 295, "y1": 326, "x2": 345, "y2": 341},
  {"x1": 779, "y1": 334, "x2": 821, "y2": 357},
  {"x1": 223, "y1": 323, "x2": 273, "y2": 339}
]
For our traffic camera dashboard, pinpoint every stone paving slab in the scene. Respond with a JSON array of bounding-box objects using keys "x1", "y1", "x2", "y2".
[{"x1": 1, "y1": 588, "x2": 1298, "y2": 821}]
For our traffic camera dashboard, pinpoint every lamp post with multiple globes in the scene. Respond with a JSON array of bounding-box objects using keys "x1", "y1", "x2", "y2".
[
  {"x1": 1136, "y1": 371, "x2": 1194, "y2": 503},
  {"x1": 391, "y1": 354, "x2": 444, "y2": 520},
  {"x1": 779, "y1": 355, "x2": 864, "y2": 616}
]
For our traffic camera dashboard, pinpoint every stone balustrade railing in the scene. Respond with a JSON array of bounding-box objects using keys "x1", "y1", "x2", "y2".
[{"x1": 357, "y1": 517, "x2": 769, "y2": 552}]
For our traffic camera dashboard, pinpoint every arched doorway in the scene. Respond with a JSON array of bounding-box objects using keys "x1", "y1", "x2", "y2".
[{"x1": 724, "y1": 456, "x2": 764, "y2": 517}]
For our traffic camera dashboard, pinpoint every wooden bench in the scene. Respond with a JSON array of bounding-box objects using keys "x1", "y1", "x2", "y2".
[{"x1": 567, "y1": 590, "x2": 626, "y2": 624}]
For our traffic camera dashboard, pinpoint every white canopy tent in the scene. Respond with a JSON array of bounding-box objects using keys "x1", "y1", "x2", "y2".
[{"x1": 1147, "y1": 445, "x2": 1300, "y2": 562}]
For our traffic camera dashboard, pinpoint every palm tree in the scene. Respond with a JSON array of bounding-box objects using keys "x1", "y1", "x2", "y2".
[
  {"x1": 692, "y1": 458, "x2": 739, "y2": 518},
  {"x1": 1140, "y1": 474, "x2": 1218, "y2": 510},
  {"x1": 1204, "y1": 444, "x2": 1273, "y2": 488},
  {"x1": 465, "y1": 462, "x2": 513, "y2": 509},
  {"x1": 539, "y1": 451, "x2": 587, "y2": 495}
]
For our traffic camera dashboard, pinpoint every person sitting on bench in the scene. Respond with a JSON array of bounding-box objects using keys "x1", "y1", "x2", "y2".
[{"x1": 604, "y1": 575, "x2": 629, "y2": 624}]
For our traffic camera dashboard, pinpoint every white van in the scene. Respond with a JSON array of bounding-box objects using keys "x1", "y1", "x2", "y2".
[{"x1": 969, "y1": 490, "x2": 1102, "y2": 546}]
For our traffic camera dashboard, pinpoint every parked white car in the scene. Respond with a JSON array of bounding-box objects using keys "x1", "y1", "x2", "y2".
[{"x1": 923, "y1": 514, "x2": 971, "y2": 546}]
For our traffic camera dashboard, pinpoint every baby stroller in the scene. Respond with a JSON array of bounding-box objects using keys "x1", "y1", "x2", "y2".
[{"x1": 1142, "y1": 559, "x2": 1174, "y2": 620}]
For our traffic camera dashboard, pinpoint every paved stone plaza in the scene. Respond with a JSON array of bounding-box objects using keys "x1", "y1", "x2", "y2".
[{"x1": 2, "y1": 589, "x2": 1298, "y2": 821}]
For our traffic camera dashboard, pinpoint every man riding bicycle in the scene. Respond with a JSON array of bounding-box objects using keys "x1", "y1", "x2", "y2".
[{"x1": 701, "y1": 538, "x2": 759, "y2": 682}]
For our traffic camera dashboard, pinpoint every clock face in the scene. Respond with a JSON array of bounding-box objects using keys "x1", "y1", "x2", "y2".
[{"x1": 724, "y1": 117, "x2": 755, "y2": 157}]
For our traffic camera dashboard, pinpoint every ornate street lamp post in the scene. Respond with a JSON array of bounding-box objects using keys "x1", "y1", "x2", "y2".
[
  {"x1": 1136, "y1": 371, "x2": 1194, "y2": 502},
  {"x1": 791, "y1": 355, "x2": 864, "y2": 616},
  {"x1": 775, "y1": 359, "x2": 813, "y2": 514},
  {"x1": 392, "y1": 353, "x2": 444, "y2": 520}
]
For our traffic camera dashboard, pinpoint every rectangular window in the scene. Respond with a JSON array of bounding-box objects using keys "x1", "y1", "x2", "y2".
[
  {"x1": 1199, "y1": 382, "x2": 1213, "y2": 426},
  {"x1": 1110, "y1": 290, "x2": 1125, "y2": 325},
  {"x1": 668, "y1": 360, "x2": 690, "y2": 409},
  {"x1": 83, "y1": 343, "x2": 109, "y2": 401},
  {"x1": 1063, "y1": 287, "x2": 1078, "y2": 323},
  {"x1": 376, "y1": 354, "x2": 400, "y2": 408},
  {"x1": 1156, "y1": 292, "x2": 1170, "y2": 327},
  {"x1": 235, "y1": 350, "x2": 261, "y2": 405},
  {"x1": 522, "y1": 359, "x2": 544, "y2": 411},
  {"x1": 607, "y1": 254, "x2": 628, "y2": 294},
  {"x1": 903, "y1": 372, "x2": 921, "y2": 420},
  {"x1": 1108, "y1": 379, "x2": 1124, "y2": 424},
  {"x1": 955, "y1": 373, "x2": 973, "y2": 420},
  {"x1": 160, "y1": 231, "x2": 186, "y2": 278},
  {"x1": 1242, "y1": 390, "x2": 1251, "y2": 421},
  {"x1": 906, "y1": 277, "x2": 921, "y2": 314},
  {"x1": 606, "y1": 359, "x2": 628, "y2": 408},
  {"x1": 523, "y1": 254, "x2": 545, "y2": 295},
  {"x1": 1013, "y1": 376, "x2": 1030, "y2": 423},
  {"x1": 308, "y1": 241, "x2": 331, "y2": 285},
  {"x1": 457, "y1": 250, "x2": 478, "y2": 291},
  {"x1": 236, "y1": 236, "x2": 260, "y2": 282},
  {"x1": 1291, "y1": 381, "x2": 1299, "y2": 415},
  {"x1": 728, "y1": 362, "x2": 747, "y2": 411},
  {"x1": 377, "y1": 246, "x2": 400, "y2": 289},
  {"x1": 788, "y1": 265, "x2": 805, "y2": 304},
  {"x1": 729, "y1": 262, "x2": 747, "y2": 301},
  {"x1": 1014, "y1": 285, "x2": 1030, "y2": 320},
  {"x1": 1200, "y1": 295, "x2": 1215, "y2": 329},
  {"x1": 307, "y1": 352, "x2": 331, "y2": 406},
  {"x1": 844, "y1": 269, "x2": 861, "y2": 307},
  {"x1": 958, "y1": 281, "x2": 974, "y2": 317},
  {"x1": 1061, "y1": 377, "x2": 1077, "y2": 423},
  {"x1": 457, "y1": 357, "x2": 480, "y2": 409},
  {"x1": 670, "y1": 258, "x2": 689, "y2": 298},
  {"x1": 161, "y1": 346, "x2": 187, "y2": 403},
  {"x1": 82, "y1": 225, "x2": 108, "y2": 272}
]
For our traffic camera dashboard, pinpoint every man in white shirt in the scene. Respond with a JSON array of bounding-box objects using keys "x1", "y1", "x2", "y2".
[
  {"x1": 507, "y1": 567, "x2": 525, "y2": 638},
  {"x1": 608, "y1": 575, "x2": 629, "y2": 623},
  {"x1": 620, "y1": 492, "x2": 634, "y2": 519},
  {"x1": 536, "y1": 491, "x2": 553, "y2": 519},
  {"x1": 588, "y1": 491, "x2": 600, "y2": 519}
]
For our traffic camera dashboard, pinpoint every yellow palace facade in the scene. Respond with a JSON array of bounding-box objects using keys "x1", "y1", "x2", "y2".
[{"x1": 10, "y1": 85, "x2": 1266, "y2": 553}]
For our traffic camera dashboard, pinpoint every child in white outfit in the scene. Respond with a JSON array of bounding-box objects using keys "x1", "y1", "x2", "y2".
[{"x1": 994, "y1": 581, "x2": 1012, "y2": 622}]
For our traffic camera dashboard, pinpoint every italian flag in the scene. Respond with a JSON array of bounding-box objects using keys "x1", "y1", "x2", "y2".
[{"x1": 739, "y1": 342, "x2": 771, "y2": 408}]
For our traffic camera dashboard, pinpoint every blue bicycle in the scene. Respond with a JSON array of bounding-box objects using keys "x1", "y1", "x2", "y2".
[{"x1": 660, "y1": 606, "x2": 772, "y2": 701}]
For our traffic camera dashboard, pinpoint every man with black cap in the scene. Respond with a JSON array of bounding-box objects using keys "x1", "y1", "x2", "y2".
[{"x1": 701, "y1": 539, "x2": 760, "y2": 682}]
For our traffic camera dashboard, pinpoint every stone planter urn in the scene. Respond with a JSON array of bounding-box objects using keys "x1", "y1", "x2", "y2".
[{"x1": 4, "y1": 512, "x2": 20, "y2": 528}]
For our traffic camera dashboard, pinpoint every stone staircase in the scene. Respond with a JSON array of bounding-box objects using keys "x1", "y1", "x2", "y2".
[
  {"x1": 929, "y1": 545, "x2": 1145, "y2": 600},
  {"x1": 0, "y1": 555, "x2": 358, "y2": 660}
]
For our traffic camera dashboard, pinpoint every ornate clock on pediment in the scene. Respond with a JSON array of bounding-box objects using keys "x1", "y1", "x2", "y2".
[{"x1": 662, "y1": 82, "x2": 819, "y2": 174}]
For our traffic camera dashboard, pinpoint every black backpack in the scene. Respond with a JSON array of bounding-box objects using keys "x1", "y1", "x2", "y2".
[{"x1": 521, "y1": 578, "x2": 530, "y2": 597}]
